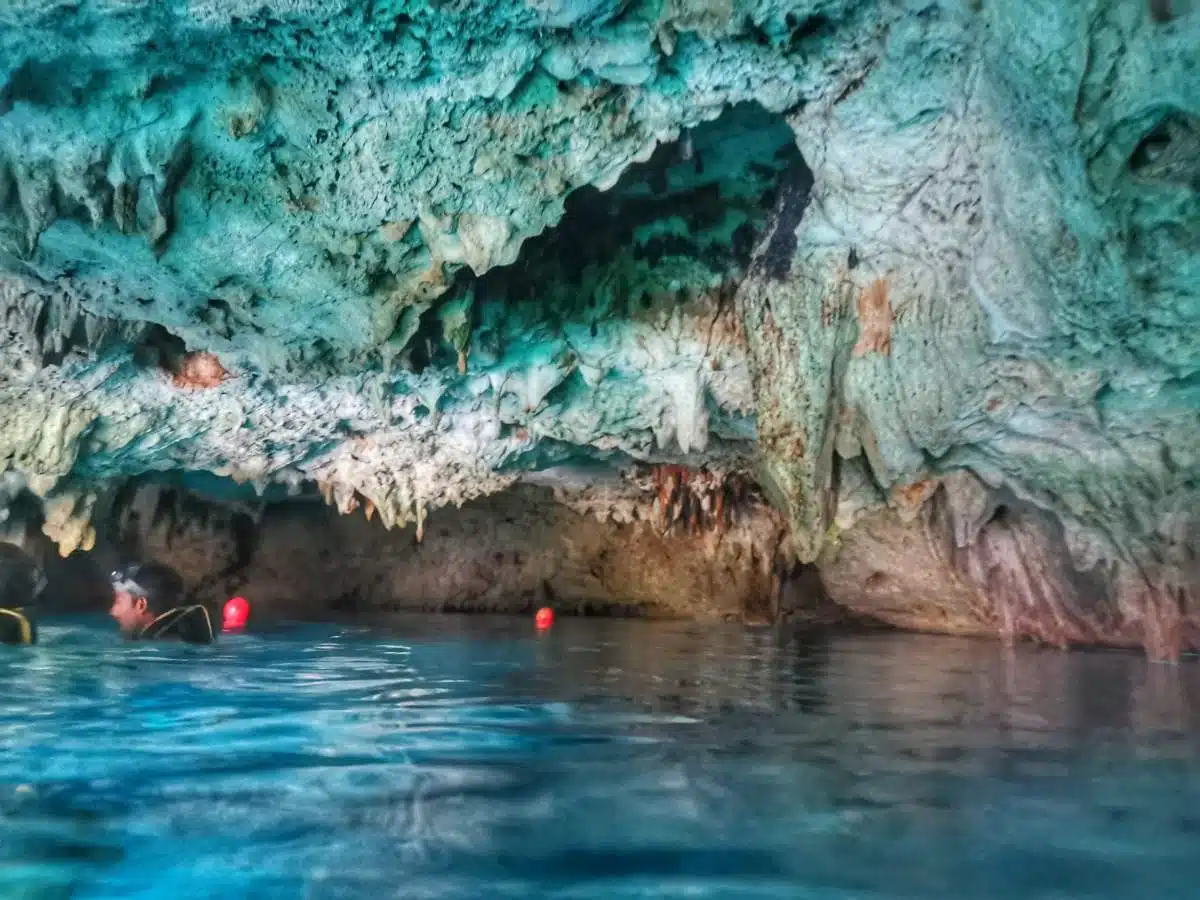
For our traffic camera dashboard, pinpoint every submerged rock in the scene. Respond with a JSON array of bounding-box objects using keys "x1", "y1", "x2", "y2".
[{"x1": 0, "y1": 1, "x2": 1196, "y2": 655}]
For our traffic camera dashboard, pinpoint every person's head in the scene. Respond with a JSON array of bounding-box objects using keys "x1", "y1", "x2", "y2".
[
  {"x1": 109, "y1": 562, "x2": 184, "y2": 633},
  {"x1": 0, "y1": 542, "x2": 46, "y2": 609}
]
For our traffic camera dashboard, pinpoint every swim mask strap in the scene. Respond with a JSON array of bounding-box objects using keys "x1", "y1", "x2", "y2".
[{"x1": 110, "y1": 566, "x2": 148, "y2": 599}]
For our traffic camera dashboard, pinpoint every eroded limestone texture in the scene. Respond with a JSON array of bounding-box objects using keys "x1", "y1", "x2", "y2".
[
  {"x1": 0, "y1": 1, "x2": 1196, "y2": 655},
  {"x1": 735, "y1": 1, "x2": 1199, "y2": 657}
]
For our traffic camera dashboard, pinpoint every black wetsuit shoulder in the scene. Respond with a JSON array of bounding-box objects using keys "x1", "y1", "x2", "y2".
[
  {"x1": 139, "y1": 605, "x2": 214, "y2": 644},
  {"x1": 0, "y1": 608, "x2": 36, "y2": 645}
]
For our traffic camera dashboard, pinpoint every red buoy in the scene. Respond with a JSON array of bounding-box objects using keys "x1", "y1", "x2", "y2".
[
  {"x1": 535, "y1": 607, "x2": 554, "y2": 629},
  {"x1": 223, "y1": 596, "x2": 250, "y2": 631}
]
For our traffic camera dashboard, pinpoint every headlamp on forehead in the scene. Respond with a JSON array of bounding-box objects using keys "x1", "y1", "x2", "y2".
[{"x1": 110, "y1": 566, "x2": 147, "y2": 598}]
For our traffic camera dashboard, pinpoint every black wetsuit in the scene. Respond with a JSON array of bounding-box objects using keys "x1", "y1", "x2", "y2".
[
  {"x1": 0, "y1": 607, "x2": 35, "y2": 645},
  {"x1": 137, "y1": 605, "x2": 214, "y2": 644}
]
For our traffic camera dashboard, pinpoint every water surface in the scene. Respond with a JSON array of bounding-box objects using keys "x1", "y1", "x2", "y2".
[{"x1": 2, "y1": 617, "x2": 1199, "y2": 898}]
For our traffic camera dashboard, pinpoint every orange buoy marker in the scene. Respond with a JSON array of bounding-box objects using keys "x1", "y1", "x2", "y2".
[
  {"x1": 223, "y1": 596, "x2": 250, "y2": 631},
  {"x1": 535, "y1": 607, "x2": 554, "y2": 630}
]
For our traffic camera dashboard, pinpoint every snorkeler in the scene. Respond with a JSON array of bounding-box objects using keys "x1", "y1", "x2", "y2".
[
  {"x1": 0, "y1": 542, "x2": 45, "y2": 645},
  {"x1": 108, "y1": 562, "x2": 215, "y2": 644}
]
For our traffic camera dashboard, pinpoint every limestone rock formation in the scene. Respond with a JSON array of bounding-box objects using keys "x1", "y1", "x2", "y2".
[{"x1": 0, "y1": 1, "x2": 1196, "y2": 654}]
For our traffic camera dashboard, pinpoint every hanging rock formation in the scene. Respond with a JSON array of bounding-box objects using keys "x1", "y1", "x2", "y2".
[{"x1": 0, "y1": 1, "x2": 1196, "y2": 655}]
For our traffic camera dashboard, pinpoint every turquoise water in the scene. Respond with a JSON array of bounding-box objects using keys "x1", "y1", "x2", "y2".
[{"x1": 2, "y1": 618, "x2": 1199, "y2": 899}]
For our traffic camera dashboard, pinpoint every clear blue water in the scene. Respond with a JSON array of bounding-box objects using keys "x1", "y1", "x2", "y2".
[{"x1": 2, "y1": 617, "x2": 1199, "y2": 899}]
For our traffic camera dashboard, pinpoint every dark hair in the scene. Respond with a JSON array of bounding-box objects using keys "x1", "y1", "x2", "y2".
[
  {"x1": 0, "y1": 542, "x2": 46, "y2": 609},
  {"x1": 111, "y1": 562, "x2": 184, "y2": 613}
]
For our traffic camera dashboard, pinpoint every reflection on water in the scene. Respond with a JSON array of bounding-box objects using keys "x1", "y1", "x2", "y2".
[{"x1": 1, "y1": 617, "x2": 1199, "y2": 898}]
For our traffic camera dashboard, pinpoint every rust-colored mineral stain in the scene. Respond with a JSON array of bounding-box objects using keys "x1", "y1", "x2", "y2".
[
  {"x1": 172, "y1": 352, "x2": 229, "y2": 389},
  {"x1": 852, "y1": 278, "x2": 892, "y2": 358},
  {"x1": 891, "y1": 479, "x2": 937, "y2": 510}
]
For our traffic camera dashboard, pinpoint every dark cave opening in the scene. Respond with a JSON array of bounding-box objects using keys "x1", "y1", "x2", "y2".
[
  {"x1": 378, "y1": 103, "x2": 815, "y2": 499},
  {"x1": 391, "y1": 101, "x2": 812, "y2": 374},
  {"x1": 132, "y1": 322, "x2": 188, "y2": 374},
  {"x1": 1128, "y1": 109, "x2": 1199, "y2": 188},
  {"x1": 483, "y1": 101, "x2": 811, "y2": 312}
]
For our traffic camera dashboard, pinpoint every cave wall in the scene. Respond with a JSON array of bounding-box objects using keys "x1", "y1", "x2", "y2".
[
  {"x1": 818, "y1": 474, "x2": 1200, "y2": 654},
  {"x1": 732, "y1": 2, "x2": 1199, "y2": 658}
]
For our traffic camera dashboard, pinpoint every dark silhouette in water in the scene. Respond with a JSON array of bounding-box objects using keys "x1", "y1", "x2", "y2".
[{"x1": 0, "y1": 542, "x2": 44, "y2": 644}]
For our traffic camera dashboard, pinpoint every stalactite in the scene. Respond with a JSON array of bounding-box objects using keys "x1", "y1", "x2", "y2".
[
  {"x1": 650, "y1": 464, "x2": 750, "y2": 536},
  {"x1": 333, "y1": 482, "x2": 359, "y2": 515},
  {"x1": 41, "y1": 488, "x2": 104, "y2": 557}
]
